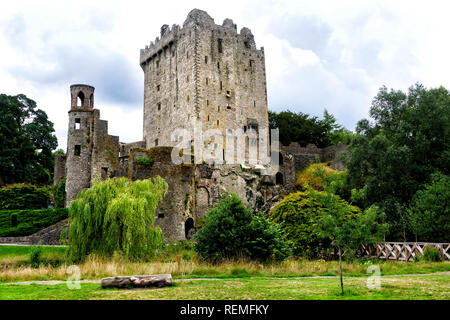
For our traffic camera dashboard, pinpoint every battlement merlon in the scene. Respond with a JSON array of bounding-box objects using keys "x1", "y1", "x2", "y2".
[{"x1": 139, "y1": 8, "x2": 264, "y2": 68}]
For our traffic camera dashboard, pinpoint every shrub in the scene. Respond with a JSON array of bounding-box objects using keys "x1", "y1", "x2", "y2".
[
  {"x1": 29, "y1": 245, "x2": 42, "y2": 268},
  {"x1": 194, "y1": 193, "x2": 290, "y2": 262},
  {"x1": 54, "y1": 178, "x2": 66, "y2": 209},
  {"x1": 66, "y1": 176, "x2": 168, "y2": 262},
  {"x1": 296, "y1": 163, "x2": 339, "y2": 190},
  {"x1": 0, "y1": 208, "x2": 68, "y2": 237},
  {"x1": 136, "y1": 156, "x2": 153, "y2": 166},
  {"x1": 269, "y1": 190, "x2": 361, "y2": 258},
  {"x1": 422, "y1": 246, "x2": 443, "y2": 262},
  {"x1": 10, "y1": 213, "x2": 18, "y2": 227},
  {"x1": 0, "y1": 184, "x2": 51, "y2": 210}
]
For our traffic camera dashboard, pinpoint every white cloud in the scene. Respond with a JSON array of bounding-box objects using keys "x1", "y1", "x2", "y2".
[{"x1": 0, "y1": 0, "x2": 449, "y2": 149}]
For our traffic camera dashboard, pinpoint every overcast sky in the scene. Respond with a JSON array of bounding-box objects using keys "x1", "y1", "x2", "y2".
[{"x1": 1, "y1": 0, "x2": 449, "y2": 150}]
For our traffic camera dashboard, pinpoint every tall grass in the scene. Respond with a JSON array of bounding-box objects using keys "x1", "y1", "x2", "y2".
[{"x1": 1, "y1": 252, "x2": 448, "y2": 283}]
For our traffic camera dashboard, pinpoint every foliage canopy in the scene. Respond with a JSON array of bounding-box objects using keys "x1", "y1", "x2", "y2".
[
  {"x1": 0, "y1": 93, "x2": 58, "y2": 186},
  {"x1": 269, "y1": 190, "x2": 362, "y2": 258},
  {"x1": 345, "y1": 83, "x2": 450, "y2": 239}
]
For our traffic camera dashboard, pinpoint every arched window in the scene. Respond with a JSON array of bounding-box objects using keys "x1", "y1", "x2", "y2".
[
  {"x1": 276, "y1": 172, "x2": 283, "y2": 185},
  {"x1": 185, "y1": 218, "x2": 195, "y2": 240},
  {"x1": 77, "y1": 91, "x2": 85, "y2": 107}
]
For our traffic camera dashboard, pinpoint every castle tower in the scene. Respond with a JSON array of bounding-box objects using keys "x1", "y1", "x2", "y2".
[
  {"x1": 65, "y1": 84, "x2": 96, "y2": 206},
  {"x1": 139, "y1": 9, "x2": 269, "y2": 163}
]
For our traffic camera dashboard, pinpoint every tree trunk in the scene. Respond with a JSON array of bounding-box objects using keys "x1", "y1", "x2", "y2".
[
  {"x1": 338, "y1": 247, "x2": 344, "y2": 295},
  {"x1": 101, "y1": 274, "x2": 172, "y2": 289}
]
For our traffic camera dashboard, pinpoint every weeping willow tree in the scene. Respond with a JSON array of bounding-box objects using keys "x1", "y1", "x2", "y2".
[{"x1": 66, "y1": 176, "x2": 168, "y2": 262}]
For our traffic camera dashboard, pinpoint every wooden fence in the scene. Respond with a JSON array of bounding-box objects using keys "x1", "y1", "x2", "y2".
[{"x1": 358, "y1": 242, "x2": 450, "y2": 262}]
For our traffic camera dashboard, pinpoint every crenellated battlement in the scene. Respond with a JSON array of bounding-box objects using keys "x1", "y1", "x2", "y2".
[{"x1": 140, "y1": 8, "x2": 264, "y2": 68}]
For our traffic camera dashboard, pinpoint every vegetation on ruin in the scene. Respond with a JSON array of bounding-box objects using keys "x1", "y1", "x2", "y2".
[
  {"x1": 66, "y1": 177, "x2": 168, "y2": 262},
  {"x1": 54, "y1": 178, "x2": 66, "y2": 209},
  {"x1": 194, "y1": 194, "x2": 290, "y2": 262},
  {"x1": 135, "y1": 156, "x2": 153, "y2": 166},
  {"x1": 0, "y1": 93, "x2": 58, "y2": 186}
]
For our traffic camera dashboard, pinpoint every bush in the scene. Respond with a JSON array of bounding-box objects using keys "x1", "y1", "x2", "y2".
[
  {"x1": 136, "y1": 156, "x2": 153, "y2": 166},
  {"x1": 67, "y1": 177, "x2": 168, "y2": 262},
  {"x1": 406, "y1": 173, "x2": 450, "y2": 242},
  {"x1": 296, "y1": 163, "x2": 338, "y2": 190},
  {"x1": 194, "y1": 193, "x2": 290, "y2": 262},
  {"x1": 422, "y1": 246, "x2": 443, "y2": 262},
  {"x1": 269, "y1": 190, "x2": 361, "y2": 258},
  {"x1": 29, "y1": 246, "x2": 42, "y2": 268},
  {"x1": 54, "y1": 178, "x2": 66, "y2": 209},
  {"x1": 0, "y1": 184, "x2": 51, "y2": 210},
  {"x1": 0, "y1": 208, "x2": 68, "y2": 237}
]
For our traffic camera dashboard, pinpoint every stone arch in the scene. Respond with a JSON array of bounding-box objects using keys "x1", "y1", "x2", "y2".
[
  {"x1": 185, "y1": 217, "x2": 195, "y2": 240},
  {"x1": 276, "y1": 172, "x2": 283, "y2": 185}
]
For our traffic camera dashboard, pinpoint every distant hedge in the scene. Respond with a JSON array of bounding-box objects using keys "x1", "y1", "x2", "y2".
[
  {"x1": 0, "y1": 184, "x2": 51, "y2": 210},
  {"x1": 0, "y1": 208, "x2": 68, "y2": 237}
]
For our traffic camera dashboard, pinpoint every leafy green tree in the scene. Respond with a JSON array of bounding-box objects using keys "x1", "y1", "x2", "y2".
[
  {"x1": 269, "y1": 190, "x2": 361, "y2": 258},
  {"x1": 0, "y1": 94, "x2": 58, "y2": 186},
  {"x1": 346, "y1": 84, "x2": 450, "y2": 239},
  {"x1": 321, "y1": 109, "x2": 355, "y2": 145},
  {"x1": 268, "y1": 109, "x2": 353, "y2": 147},
  {"x1": 194, "y1": 193, "x2": 290, "y2": 262},
  {"x1": 313, "y1": 192, "x2": 387, "y2": 295},
  {"x1": 66, "y1": 177, "x2": 168, "y2": 262},
  {"x1": 268, "y1": 110, "x2": 330, "y2": 147},
  {"x1": 406, "y1": 173, "x2": 449, "y2": 242}
]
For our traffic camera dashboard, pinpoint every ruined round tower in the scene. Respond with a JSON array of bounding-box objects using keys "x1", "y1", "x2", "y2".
[{"x1": 65, "y1": 84, "x2": 95, "y2": 206}]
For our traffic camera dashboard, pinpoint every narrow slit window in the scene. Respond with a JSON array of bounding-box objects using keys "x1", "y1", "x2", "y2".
[
  {"x1": 205, "y1": 56, "x2": 208, "y2": 64},
  {"x1": 218, "y1": 39, "x2": 223, "y2": 53},
  {"x1": 157, "y1": 103, "x2": 161, "y2": 111},
  {"x1": 157, "y1": 85, "x2": 160, "y2": 91},
  {"x1": 74, "y1": 145, "x2": 81, "y2": 156},
  {"x1": 206, "y1": 78, "x2": 209, "y2": 85},
  {"x1": 254, "y1": 100, "x2": 256, "y2": 107},
  {"x1": 155, "y1": 139, "x2": 159, "y2": 146},
  {"x1": 220, "y1": 81, "x2": 223, "y2": 91},
  {"x1": 74, "y1": 118, "x2": 81, "y2": 130}
]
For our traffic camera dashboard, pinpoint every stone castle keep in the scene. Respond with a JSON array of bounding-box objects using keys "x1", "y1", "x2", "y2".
[{"x1": 54, "y1": 9, "x2": 346, "y2": 242}]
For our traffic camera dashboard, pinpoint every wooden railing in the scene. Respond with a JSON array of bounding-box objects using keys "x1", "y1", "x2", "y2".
[{"x1": 358, "y1": 242, "x2": 450, "y2": 262}]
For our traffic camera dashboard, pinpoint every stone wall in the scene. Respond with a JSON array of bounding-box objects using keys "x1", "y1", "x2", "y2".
[
  {"x1": 53, "y1": 154, "x2": 66, "y2": 186},
  {"x1": 124, "y1": 146, "x2": 296, "y2": 242},
  {"x1": 281, "y1": 142, "x2": 347, "y2": 172}
]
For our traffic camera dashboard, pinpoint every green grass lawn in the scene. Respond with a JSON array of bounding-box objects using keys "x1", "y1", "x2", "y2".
[{"x1": 0, "y1": 275, "x2": 449, "y2": 300}]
